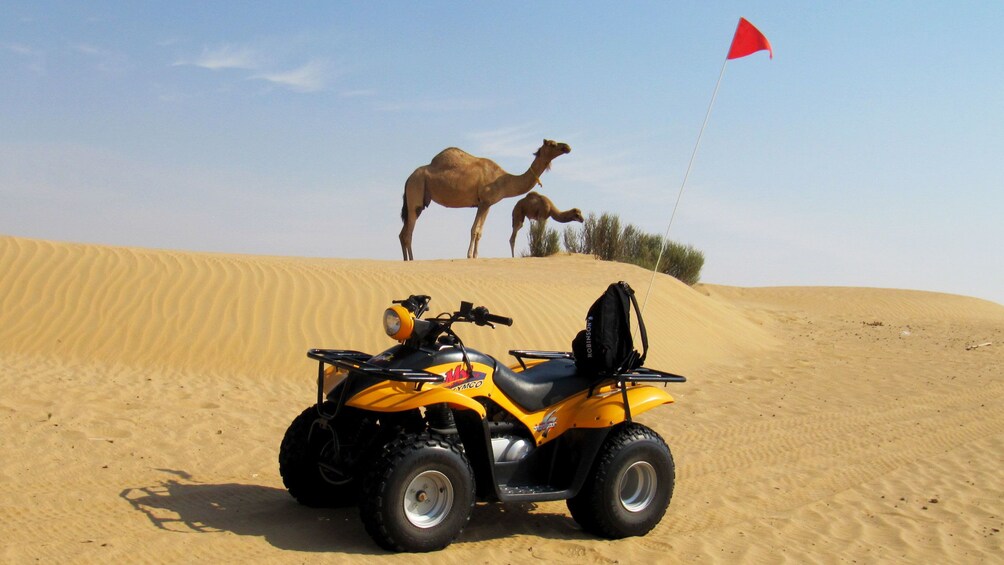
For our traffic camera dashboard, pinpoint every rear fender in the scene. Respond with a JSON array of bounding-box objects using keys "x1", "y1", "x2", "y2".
[
  {"x1": 495, "y1": 383, "x2": 675, "y2": 447},
  {"x1": 569, "y1": 385, "x2": 674, "y2": 429},
  {"x1": 346, "y1": 380, "x2": 487, "y2": 418}
]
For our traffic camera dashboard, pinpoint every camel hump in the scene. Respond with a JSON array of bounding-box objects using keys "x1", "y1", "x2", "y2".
[
  {"x1": 526, "y1": 191, "x2": 547, "y2": 204},
  {"x1": 430, "y1": 147, "x2": 474, "y2": 165},
  {"x1": 520, "y1": 191, "x2": 552, "y2": 210}
]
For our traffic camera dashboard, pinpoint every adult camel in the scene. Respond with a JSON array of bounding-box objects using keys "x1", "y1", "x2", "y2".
[
  {"x1": 509, "y1": 192, "x2": 584, "y2": 257},
  {"x1": 399, "y1": 139, "x2": 571, "y2": 260}
]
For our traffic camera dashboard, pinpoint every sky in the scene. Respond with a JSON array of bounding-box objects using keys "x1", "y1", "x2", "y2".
[{"x1": 3, "y1": 2, "x2": 1003, "y2": 305}]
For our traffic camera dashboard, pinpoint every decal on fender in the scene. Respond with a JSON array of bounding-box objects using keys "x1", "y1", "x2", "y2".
[
  {"x1": 534, "y1": 409, "x2": 559, "y2": 437},
  {"x1": 443, "y1": 364, "x2": 486, "y2": 388}
]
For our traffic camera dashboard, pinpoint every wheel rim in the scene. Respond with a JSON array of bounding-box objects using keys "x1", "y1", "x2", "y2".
[
  {"x1": 619, "y1": 461, "x2": 658, "y2": 512},
  {"x1": 404, "y1": 470, "x2": 454, "y2": 528}
]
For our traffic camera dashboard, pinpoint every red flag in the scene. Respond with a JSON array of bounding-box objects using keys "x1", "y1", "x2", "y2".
[{"x1": 727, "y1": 17, "x2": 772, "y2": 60}]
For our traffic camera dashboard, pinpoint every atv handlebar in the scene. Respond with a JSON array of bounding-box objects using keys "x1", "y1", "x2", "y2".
[
  {"x1": 395, "y1": 295, "x2": 511, "y2": 327},
  {"x1": 472, "y1": 306, "x2": 513, "y2": 327},
  {"x1": 392, "y1": 295, "x2": 512, "y2": 347},
  {"x1": 457, "y1": 302, "x2": 512, "y2": 327}
]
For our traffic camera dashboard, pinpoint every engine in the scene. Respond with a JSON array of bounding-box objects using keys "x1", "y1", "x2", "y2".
[{"x1": 490, "y1": 435, "x2": 534, "y2": 462}]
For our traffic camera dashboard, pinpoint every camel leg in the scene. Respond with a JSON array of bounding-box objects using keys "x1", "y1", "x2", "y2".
[
  {"x1": 400, "y1": 176, "x2": 424, "y2": 261},
  {"x1": 399, "y1": 220, "x2": 415, "y2": 261},
  {"x1": 509, "y1": 216, "x2": 524, "y2": 258},
  {"x1": 399, "y1": 199, "x2": 418, "y2": 261},
  {"x1": 468, "y1": 205, "x2": 491, "y2": 259}
]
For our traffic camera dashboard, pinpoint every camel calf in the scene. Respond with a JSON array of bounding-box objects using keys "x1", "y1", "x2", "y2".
[{"x1": 509, "y1": 192, "x2": 584, "y2": 257}]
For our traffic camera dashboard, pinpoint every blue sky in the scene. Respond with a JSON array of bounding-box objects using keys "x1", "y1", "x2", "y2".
[{"x1": 3, "y1": 2, "x2": 1002, "y2": 305}]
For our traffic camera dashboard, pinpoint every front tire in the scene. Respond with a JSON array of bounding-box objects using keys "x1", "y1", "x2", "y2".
[
  {"x1": 567, "y1": 423, "x2": 675, "y2": 538},
  {"x1": 360, "y1": 432, "x2": 475, "y2": 552}
]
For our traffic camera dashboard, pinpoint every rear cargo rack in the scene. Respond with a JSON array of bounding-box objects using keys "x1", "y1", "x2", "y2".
[
  {"x1": 508, "y1": 349, "x2": 574, "y2": 370},
  {"x1": 508, "y1": 349, "x2": 686, "y2": 383},
  {"x1": 509, "y1": 349, "x2": 686, "y2": 423},
  {"x1": 617, "y1": 366, "x2": 688, "y2": 384}
]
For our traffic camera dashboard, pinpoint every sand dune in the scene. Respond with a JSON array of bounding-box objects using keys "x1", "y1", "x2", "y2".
[{"x1": 2, "y1": 235, "x2": 1002, "y2": 563}]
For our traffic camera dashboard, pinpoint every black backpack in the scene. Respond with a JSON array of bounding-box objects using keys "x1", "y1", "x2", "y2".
[{"x1": 571, "y1": 281, "x2": 648, "y2": 376}]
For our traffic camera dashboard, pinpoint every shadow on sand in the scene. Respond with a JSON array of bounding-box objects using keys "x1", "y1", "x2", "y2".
[{"x1": 120, "y1": 469, "x2": 587, "y2": 554}]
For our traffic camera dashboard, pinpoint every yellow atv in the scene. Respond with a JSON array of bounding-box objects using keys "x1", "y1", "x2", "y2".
[{"x1": 279, "y1": 284, "x2": 686, "y2": 552}]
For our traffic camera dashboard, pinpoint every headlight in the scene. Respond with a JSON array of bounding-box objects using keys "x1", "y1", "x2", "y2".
[{"x1": 383, "y1": 305, "x2": 414, "y2": 341}]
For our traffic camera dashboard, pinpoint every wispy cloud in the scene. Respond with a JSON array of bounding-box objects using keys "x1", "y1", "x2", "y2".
[
  {"x1": 177, "y1": 43, "x2": 263, "y2": 71},
  {"x1": 4, "y1": 42, "x2": 45, "y2": 75},
  {"x1": 375, "y1": 97, "x2": 495, "y2": 114},
  {"x1": 468, "y1": 125, "x2": 542, "y2": 158},
  {"x1": 174, "y1": 42, "x2": 330, "y2": 93},
  {"x1": 340, "y1": 88, "x2": 377, "y2": 98},
  {"x1": 251, "y1": 59, "x2": 327, "y2": 92},
  {"x1": 4, "y1": 42, "x2": 34, "y2": 56},
  {"x1": 73, "y1": 43, "x2": 101, "y2": 56},
  {"x1": 73, "y1": 43, "x2": 130, "y2": 73},
  {"x1": 557, "y1": 150, "x2": 656, "y2": 191},
  {"x1": 157, "y1": 36, "x2": 185, "y2": 48}
]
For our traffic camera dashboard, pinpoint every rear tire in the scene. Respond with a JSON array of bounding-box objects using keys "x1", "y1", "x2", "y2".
[
  {"x1": 567, "y1": 423, "x2": 674, "y2": 538},
  {"x1": 360, "y1": 432, "x2": 475, "y2": 552},
  {"x1": 278, "y1": 402, "x2": 375, "y2": 508}
]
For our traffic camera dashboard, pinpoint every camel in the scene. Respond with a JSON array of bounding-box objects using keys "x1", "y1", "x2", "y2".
[
  {"x1": 509, "y1": 191, "x2": 584, "y2": 257},
  {"x1": 399, "y1": 139, "x2": 571, "y2": 260}
]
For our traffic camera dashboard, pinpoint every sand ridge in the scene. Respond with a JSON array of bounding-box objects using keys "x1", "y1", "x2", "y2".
[
  {"x1": 1, "y1": 235, "x2": 1002, "y2": 563},
  {"x1": 0, "y1": 236, "x2": 772, "y2": 378}
]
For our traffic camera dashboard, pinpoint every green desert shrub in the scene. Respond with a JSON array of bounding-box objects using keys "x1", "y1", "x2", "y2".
[
  {"x1": 592, "y1": 213, "x2": 622, "y2": 261},
  {"x1": 559, "y1": 212, "x2": 705, "y2": 285},
  {"x1": 657, "y1": 241, "x2": 704, "y2": 286},
  {"x1": 621, "y1": 226, "x2": 664, "y2": 271},
  {"x1": 562, "y1": 224, "x2": 585, "y2": 254},
  {"x1": 524, "y1": 220, "x2": 561, "y2": 257}
]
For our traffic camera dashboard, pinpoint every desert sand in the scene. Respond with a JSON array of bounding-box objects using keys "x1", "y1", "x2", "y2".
[{"x1": 1, "y1": 234, "x2": 1002, "y2": 563}]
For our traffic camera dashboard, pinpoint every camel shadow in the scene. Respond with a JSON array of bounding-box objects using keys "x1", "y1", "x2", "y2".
[{"x1": 120, "y1": 470, "x2": 587, "y2": 554}]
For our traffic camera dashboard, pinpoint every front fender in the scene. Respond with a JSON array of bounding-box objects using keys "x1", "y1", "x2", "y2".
[
  {"x1": 570, "y1": 385, "x2": 674, "y2": 428},
  {"x1": 346, "y1": 381, "x2": 487, "y2": 418}
]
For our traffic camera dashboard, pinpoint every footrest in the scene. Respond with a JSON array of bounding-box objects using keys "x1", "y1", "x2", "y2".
[{"x1": 498, "y1": 484, "x2": 572, "y2": 502}]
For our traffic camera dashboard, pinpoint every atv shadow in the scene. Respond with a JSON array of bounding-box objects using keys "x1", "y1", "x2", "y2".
[
  {"x1": 463, "y1": 501, "x2": 589, "y2": 544},
  {"x1": 121, "y1": 470, "x2": 588, "y2": 554},
  {"x1": 120, "y1": 472, "x2": 377, "y2": 555}
]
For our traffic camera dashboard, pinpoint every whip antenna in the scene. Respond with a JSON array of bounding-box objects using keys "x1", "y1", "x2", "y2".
[
  {"x1": 638, "y1": 17, "x2": 772, "y2": 317},
  {"x1": 639, "y1": 58, "x2": 728, "y2": 317}
]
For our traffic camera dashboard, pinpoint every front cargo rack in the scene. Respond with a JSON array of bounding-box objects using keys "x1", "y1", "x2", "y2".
[{"x1": 308, "y1": 348, "x2": 444, "y2": 407}]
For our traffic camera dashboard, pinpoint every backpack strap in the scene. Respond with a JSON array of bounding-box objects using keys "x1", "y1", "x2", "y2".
[
  {"x1": 616, "y1": 281, "x2": 648, "y2": 371},
  {"x1": 627, "y1": 284, "x2": 648, "y2": 367}
]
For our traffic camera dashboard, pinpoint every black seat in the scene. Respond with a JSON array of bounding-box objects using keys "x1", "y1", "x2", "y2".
[{"x1": 492, "y1": 358, "x2": 592, "y2": 413}]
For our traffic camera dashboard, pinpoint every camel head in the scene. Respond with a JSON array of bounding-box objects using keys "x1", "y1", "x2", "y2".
[
  {"x1": 533, "y1": 139, "x2": 572, "y2": 165},
  {"x1": 569, "y1": 208, "x2": 585, "y2": 223}
]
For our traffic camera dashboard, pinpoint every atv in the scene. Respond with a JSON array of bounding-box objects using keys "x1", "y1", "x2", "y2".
[{"x1": 278, "y1": 284, "x2": 686, "y2": 552}]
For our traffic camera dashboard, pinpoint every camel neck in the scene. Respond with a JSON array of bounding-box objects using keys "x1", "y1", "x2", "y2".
[
  {"x1": 553, "y1": 209, "x2": 576, "y2": 222},
  {"x1": 526, "y1": 163, "x2": 543, "y2": 188}
]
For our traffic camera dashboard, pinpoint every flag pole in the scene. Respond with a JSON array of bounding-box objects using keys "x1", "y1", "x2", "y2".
[{"x1": 638, "y1": 55, "x2": 730, "y2": 317}]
